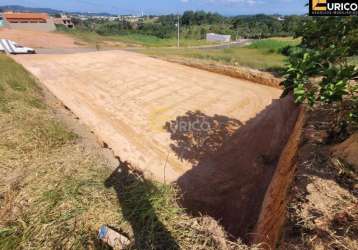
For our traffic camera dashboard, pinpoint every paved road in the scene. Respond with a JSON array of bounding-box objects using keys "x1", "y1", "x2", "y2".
[{"x1": 13, "y1": 50, "x2": 281, "y2": 182}]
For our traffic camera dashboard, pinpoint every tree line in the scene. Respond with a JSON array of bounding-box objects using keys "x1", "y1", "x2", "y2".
[{"x1": 67, "y1": 11, "x2": 307, "y2": 40}]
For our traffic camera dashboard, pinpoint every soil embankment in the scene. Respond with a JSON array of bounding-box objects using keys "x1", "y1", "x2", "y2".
[
  {"x1": 252, "y1": 107, "x2": 305, "y2": 248},
  {"x1": 177, "y1": 95, "x2": 301, "y2": 241},
  {"x1": 159, "y1": 57, "x2": 282, "y2": 89},
  {"x1": 0, "y1": 28, "x2": 84, "y2": 48}
]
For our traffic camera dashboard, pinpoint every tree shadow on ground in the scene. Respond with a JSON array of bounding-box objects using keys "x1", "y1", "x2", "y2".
[
  {"x1": 164, "y1": 95, "x2": 300, "y2": 241},
  {"x1": 164, "y1": 111, "x2": 243, "y2": 165},
  {"x1": 105, "y1": 162, "x2": 180, "y2": 250}
]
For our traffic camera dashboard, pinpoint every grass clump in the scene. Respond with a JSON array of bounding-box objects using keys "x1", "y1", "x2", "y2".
[
  {"x1": 247, "y1": 37, "x2": 300, "y2": 53},
  {"x1": 0, "y1": 54, "x2": 255, "y2": 249}
]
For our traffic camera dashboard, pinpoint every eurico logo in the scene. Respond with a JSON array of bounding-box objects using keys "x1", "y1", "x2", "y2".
[
  {"x1": 310, "y1": 0, "x2": 358, "y2": 16},
  {"x1": 166, "y1": 119, "x2": 211, "y2": 133},
  {"x1": 328, "y1": 2, "x2": 358, "y2": 10}
]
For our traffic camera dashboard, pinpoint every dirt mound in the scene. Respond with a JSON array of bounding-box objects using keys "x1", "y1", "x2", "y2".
[
  {"x1": 0, "y1": 29, "x2": 84, "y2": 48},
  {"x1": 176, "y1": 95, "x2": 300, "y2": 241},
  {"x1": 164, "y1": 57, "x2": 282, "y2": 89},
  {"x1": 332, "y1": 132, "x2": 358, "y2": 171}
]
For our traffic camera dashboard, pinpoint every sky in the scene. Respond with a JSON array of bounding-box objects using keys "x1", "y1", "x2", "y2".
[{"x1": 0, "y1": 0, "x2": 307, "y2": 16}]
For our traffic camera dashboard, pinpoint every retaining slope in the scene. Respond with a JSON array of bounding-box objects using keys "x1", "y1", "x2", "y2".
[{"x1": 252, "y1": 106, "x2": 305, "y2": 248}]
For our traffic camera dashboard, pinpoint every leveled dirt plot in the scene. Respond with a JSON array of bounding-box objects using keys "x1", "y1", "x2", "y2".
[
  {"x1": 0, "y1": 28, "x2": 84, "y2": 48},
  {"x1": 14, "y1": 51, "x2": 300, "y2": 240},
  {"x1": 14, "y1": 50, "x2": 281, "y2": 182}
]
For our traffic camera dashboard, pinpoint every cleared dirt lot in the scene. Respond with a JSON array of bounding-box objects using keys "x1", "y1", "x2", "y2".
[
  {"x1": 13, "y1": 50, "x2": 280, "y2": 181},
  {"x1": 0, "y1": 28, "x2": 84, "y2": 48},
  {"x1": 13, "y1": 50, "x2": 300, "y2": 239}
]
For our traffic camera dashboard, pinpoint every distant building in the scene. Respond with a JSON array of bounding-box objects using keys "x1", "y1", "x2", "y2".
[
  {"x1": 1, "y1": 12, "x2": 56, "y2": 32},
  {"x1": 120, "y1": 15, "x2": 141, "y2": 23},
  {"x1": 53, "y1": 15, "x2": 74, "y2": 28},
  {"x1": 206, "y1": 33, "x2": 231, "y2": 43},
  {"x1": 276, "y1": 16, "x2": 285, "y2": 21}
]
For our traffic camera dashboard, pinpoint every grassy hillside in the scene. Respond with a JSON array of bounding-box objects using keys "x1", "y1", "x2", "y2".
[{"x1": 0, "y1": 54, "x2": 251, "y2": 249}]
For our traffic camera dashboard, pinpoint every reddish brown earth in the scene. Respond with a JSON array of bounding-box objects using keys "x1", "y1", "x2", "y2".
[
  {"x1": 253, "y1": 107, "x2": 305, "y2": 248},
  {"x1": 13, "y1": 50, "x2": 282, "y2": 183},
  {"x1": 177, "y1": 95, "x2": 300, "y2": 240},
  {"x1": 332, "y1": 132, "x2": 358, "y2": 172},
  {"x1": 0, "y1": 28, "x2": 84, "y2": 48}
]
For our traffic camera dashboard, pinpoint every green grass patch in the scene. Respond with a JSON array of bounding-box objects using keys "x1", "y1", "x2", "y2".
[
  {"x1": 139, "y1": 37, "x2": 299, "y2": 71},
  {"x1": 142, "y1": 45, "x2": 287, "y2": 71},
  {"x1": 247, "y1": 37, "x2": 300, "y2": 53}
]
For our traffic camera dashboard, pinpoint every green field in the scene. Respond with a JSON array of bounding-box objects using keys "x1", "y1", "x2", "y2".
[
  {"x1": 0, "y1": 54, "x2": 248, "y2": 249},
  {"x1": 61, "y1": 29, "x2": 298, "y2": 71},
  {"x1": 247, "y1": 37, "x2": 300, "y2": 53},
  {"x1": 142, "y1": 46, "x2": 286, "y2": 71},
  {"x1": 140, "y1": 38, "x2": 299, "y2": 71}
]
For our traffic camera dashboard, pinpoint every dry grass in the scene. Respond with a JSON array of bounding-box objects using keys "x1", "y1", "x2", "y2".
[
  {"x1": 281, "y1": 105, "x2": 358, "y2": 250},
  {"x1": 0, "y1": 54, "x2": 260, "y2": 249}
]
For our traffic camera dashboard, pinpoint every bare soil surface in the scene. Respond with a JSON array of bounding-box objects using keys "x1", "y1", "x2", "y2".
[
  {"x1": 13, "y1": 50, "x2": 282, "y2": 182},
  {"x1": 13, "y1": 50, "x2": 301, "y2": 241},
  {"x1": 0, "y1": 28, "x2": 86, "y2": 48},
  {"x1": 281, "y1": 106, "x2": 357, "y2": 250},
  {"x1": 177, "y1": 95, "x2": 300, "y2": 240}
]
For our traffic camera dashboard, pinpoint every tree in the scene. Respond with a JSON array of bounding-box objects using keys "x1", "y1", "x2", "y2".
[
  {"x1": 282, "y1": 17, "x2": 358, "y2": 128},
  {"x1": 182, "y1": 11, "x2": 195, "y2": 26},
  {"x1": 297, "y1": 17, "x2": 358, "y2": 56}
]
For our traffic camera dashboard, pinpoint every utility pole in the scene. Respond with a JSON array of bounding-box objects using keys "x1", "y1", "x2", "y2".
[{"x1": 177, "y1": 14, "x2": 180, "y2": 48}]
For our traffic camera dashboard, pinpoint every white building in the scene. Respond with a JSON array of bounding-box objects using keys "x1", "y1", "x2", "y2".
[{"x1": 206, "y1": 33, "x2": 231, "y2": 43}]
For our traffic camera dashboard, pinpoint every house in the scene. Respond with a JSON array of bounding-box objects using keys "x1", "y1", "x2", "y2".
[
  {"x1": 1, "y1": 12, "x2": 56, "y2": 32},
  {"x1": 206, "y1": 33, "x2": 231, "y2": 43},
  {"x1": 53, "y1": 15, "x2": 74, "y2": 28}
]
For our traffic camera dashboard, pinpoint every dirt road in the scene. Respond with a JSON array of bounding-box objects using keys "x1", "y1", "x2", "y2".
[
  {"x1": 13, "y1": 50, "x2": 281, "y2": 182},
  {"x1": 0, "y1": 29, "x2": 84, "y2": 48}
]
